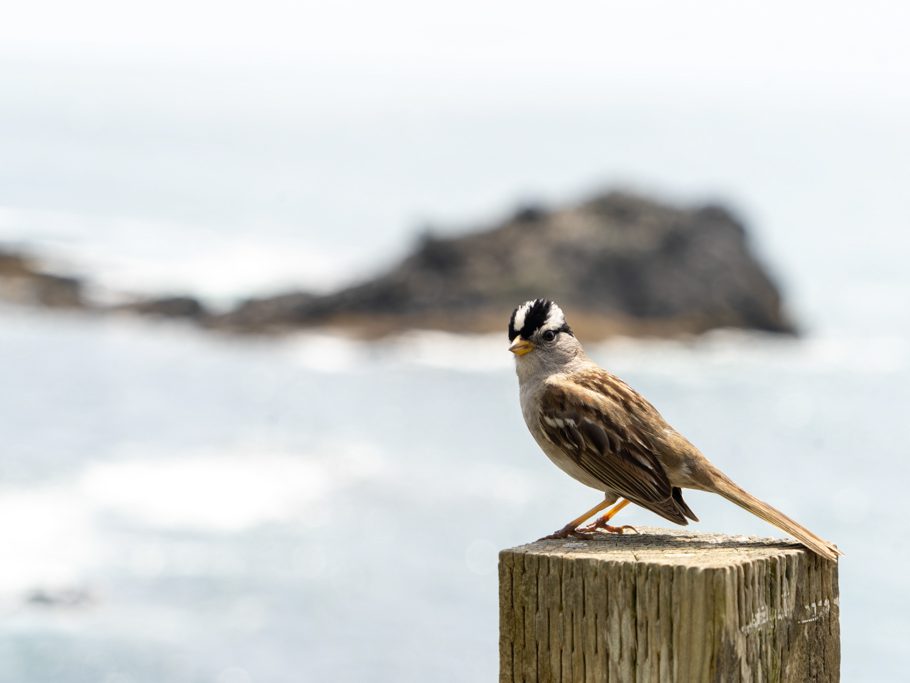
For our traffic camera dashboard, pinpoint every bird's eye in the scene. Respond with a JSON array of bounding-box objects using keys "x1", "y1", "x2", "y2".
[{"x1": 542, "y1": 330, "x2": 557, "y2": 342}]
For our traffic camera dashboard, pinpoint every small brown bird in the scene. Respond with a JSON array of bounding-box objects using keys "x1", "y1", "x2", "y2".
[{"x1": 509, "y1": 299, "x2": 841, "y2": 561}]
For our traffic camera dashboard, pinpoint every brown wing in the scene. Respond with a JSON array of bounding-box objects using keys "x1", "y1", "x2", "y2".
[{"x1": 537, "y1": 372, "x2": 693, "y2": 525}]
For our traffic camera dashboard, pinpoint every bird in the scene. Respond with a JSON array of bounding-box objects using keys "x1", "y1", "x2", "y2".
[{"x1": 508, "y1": 298, "x2": 841, "y2": 562}]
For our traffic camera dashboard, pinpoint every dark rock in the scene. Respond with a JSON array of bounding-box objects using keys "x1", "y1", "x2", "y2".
[
  {"x1": 0, "y1": 249, "x2": 85, "y2": 308},
  {"x1": 512, "y1": 203, "x2": 548, "y2": 223},
  {"x1": 114, "y1": 295, "x2": 207, "y2": 320},
  {"x1": 212, "y1": 190, "x2": 795, "y2": 338},
  {"x1": 26, "y1": 587, "x2": 95, "y2": 608},
  {"x1": 206, "y1": 291, "x2": 316, "y2": 332}
]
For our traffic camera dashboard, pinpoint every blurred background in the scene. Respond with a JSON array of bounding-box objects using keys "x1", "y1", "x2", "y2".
[{"x1": 1, "y1": 2, "x2": 909, "y2": 681}]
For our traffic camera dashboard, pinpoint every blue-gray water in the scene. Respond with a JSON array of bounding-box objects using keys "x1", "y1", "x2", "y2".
[
  {"x1": 2, "y1": 49, "x2": 910, "y2": 682},
  {"x1": 0, "y1": 309, "x2": 907, "y2": 682}
]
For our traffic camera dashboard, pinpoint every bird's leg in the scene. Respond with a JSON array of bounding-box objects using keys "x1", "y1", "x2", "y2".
[
  {"x1": 579, "y1": 498, "x2": 637, "y2": 534},
  {"x1": 540, "y1": 498, "x2": 614, "y2": 540}
]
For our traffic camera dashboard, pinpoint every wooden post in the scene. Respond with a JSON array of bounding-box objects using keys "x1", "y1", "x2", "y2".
[{"x1": 499, "y1": 527, "x2": 839, "y2": 682}]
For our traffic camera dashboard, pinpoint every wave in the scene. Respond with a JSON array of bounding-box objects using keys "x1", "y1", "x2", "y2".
[
  {"x1": 0, "y1": 204, "x2": 358, "y2": 306},
  {"x1": 0, "y1": 442, "x2": 384, "y2": 594},
  {"x1": 281, "y1": 326, "x2": 909, "y2": 376}
]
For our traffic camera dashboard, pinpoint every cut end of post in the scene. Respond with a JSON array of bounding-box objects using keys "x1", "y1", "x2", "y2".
[
  {"x1": 499, "y1": 527, "x2": 840, "y2": 682},
  {"x1": 509, "y1": 525, "x2": 828, "y2": 566}
]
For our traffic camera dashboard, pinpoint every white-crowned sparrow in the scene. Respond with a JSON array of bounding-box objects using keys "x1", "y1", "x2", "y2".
[{"x1": 509, "y1": 298, "x2": 841, "y2": 562}]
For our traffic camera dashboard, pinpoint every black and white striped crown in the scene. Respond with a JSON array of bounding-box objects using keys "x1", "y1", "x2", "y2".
[{"x1": 508, "y1": 299, "x2": 573, "y2": 341}]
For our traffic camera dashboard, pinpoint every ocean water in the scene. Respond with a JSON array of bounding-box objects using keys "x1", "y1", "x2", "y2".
[
  {"x1": 0, "y1": 309, "x2": 907, "y2": 682},
  {"x1": 1, "y1": 51, "x2": 910, "y2": 682}
]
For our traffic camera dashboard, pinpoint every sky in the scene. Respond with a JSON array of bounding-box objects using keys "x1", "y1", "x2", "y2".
[
  {"x1": 1, "y1": 0, "x2": 908, "y2": 307},
  {"x1": 3, "y1": 1, "x2": 909, "y2": 101}
]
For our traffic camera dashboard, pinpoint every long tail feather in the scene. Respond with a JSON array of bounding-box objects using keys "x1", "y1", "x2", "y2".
[{"x1": 709, "y1": 473, "x2": 842, "y2": 562}]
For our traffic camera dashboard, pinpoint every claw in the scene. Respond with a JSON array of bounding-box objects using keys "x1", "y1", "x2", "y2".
[
  {"x1": 539, "y1": 523, "x2": 593, "y2": 541},
  {"x1": 579, "y1": 519, "x2": 639, "y2": 535},
  {"x1": 539, "y1": 497, "x2": 638, "y2": 540}
]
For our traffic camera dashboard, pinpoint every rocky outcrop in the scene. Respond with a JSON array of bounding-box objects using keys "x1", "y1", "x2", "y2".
[
  {"x1": 212, "y1": 191, "x2": 795, "y2": 338},
  {"x1": 203, "y1": 291, "x2": 314, "y2": 333},
  {"x1": 0, "y1": 248, "x2": 205, "y2": 322},
  {"x1": 1, "y1": 191, "x2": 796, "y2": 339},
  {"x1": 113, "y1": 295, "x2": 207, "y2": 320},
  {"x1": 0, "y1": 250, "x2": 85, "y2": 308}
]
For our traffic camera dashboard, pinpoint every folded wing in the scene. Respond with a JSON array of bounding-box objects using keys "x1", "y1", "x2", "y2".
[{"x1": 537, "y1": 374, "x2": 697, "y2": 525}]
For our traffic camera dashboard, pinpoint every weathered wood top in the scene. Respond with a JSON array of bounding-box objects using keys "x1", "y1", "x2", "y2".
[
  {"x1": 504, "y1": 526, "x2": 812, "y2": 568},
  {"x1": 500, "y1": 527, "x2": 840, "y2": 682}
]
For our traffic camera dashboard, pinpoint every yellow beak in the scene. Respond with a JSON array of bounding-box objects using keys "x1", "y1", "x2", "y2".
[{"x1": 509, "y1": 337, "x2": 535, "y2": 356}]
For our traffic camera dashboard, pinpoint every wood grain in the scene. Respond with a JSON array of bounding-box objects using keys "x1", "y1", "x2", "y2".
[{"x1": 499, "y1": 527, "x2": 839, "y2": 682}]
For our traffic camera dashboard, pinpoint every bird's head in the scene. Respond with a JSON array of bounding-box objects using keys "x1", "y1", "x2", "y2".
[{"x1": 508, "y1": 299, "x2": 582, "y2": 370}]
